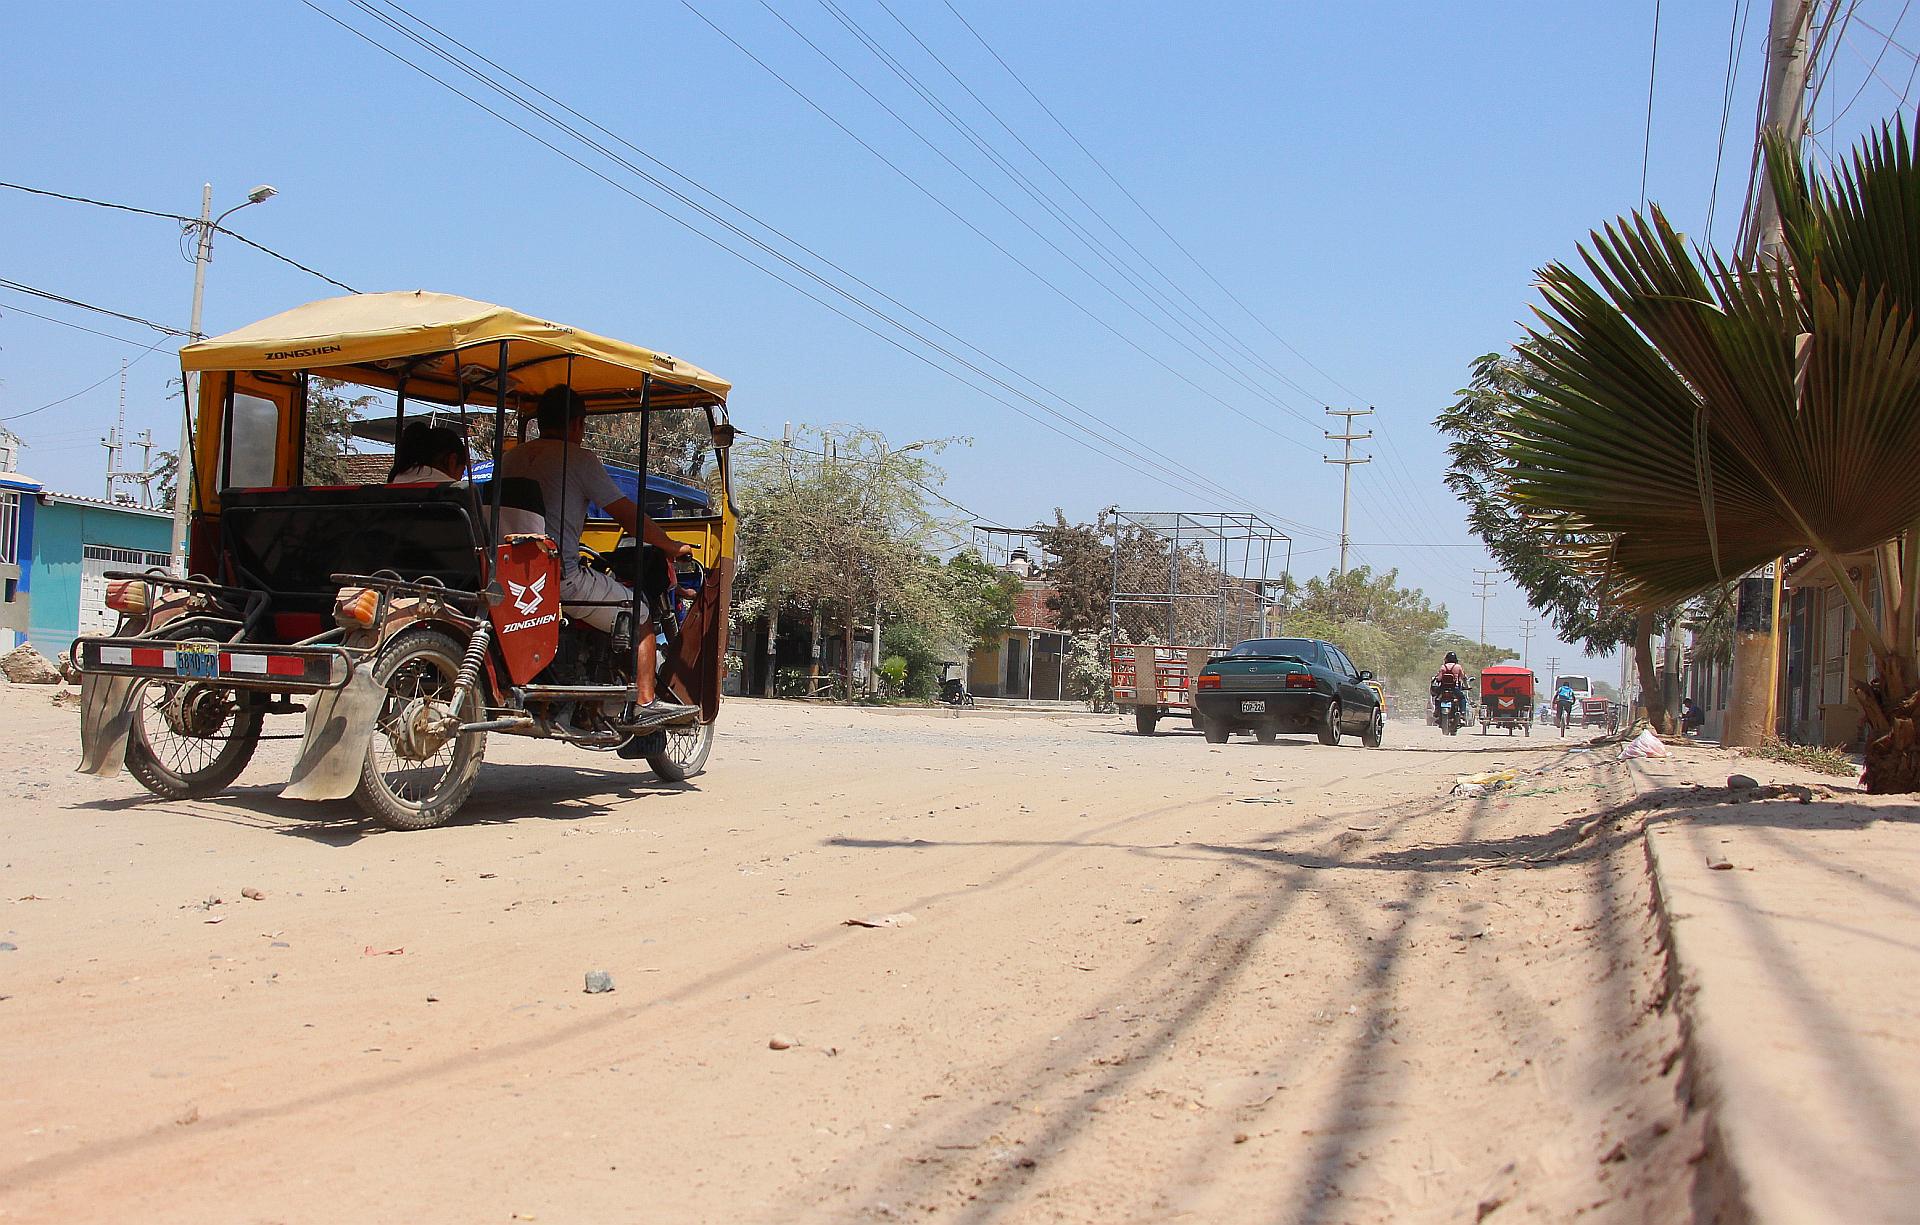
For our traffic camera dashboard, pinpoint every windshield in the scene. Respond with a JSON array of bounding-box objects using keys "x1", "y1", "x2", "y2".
[
  {"x1": 583, "y1": 406, "x2": 722, "y2": 519},
  {"x1": 1559, "y1": 676, "x2": 1590, "y2": 692},
  {"x1": 1227, "y1": 638, "x2": 1322, "y2": 662}
]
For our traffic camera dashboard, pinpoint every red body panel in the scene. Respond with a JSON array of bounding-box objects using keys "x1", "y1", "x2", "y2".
[
  {"x1": 1480, "y1": 667, "x2": 1535, "y2": 702},
  {"x1": 488, "y1": 538, "x2": 561, "y2": 685}
]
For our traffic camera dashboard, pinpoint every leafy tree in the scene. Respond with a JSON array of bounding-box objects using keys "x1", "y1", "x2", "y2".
[
  {"x1": 733, "y1": 425, "x2": 966, "y2": 690},
  {"x1": 1034, "y1": 509, "x2": 1254, "y2": 645},
  {"x1": 1033, "y1": 511, "x2": 1112, "y2": 634},
  {"x1": 943, "y1": 552, "x2": 1019, "y2": 648},
  {"x1": 1505, "y1": 118, "x2": 1920, "y2": 788},
  {"x1": 1437, "y1": 350, "x2": 1674, "y2": 729}
]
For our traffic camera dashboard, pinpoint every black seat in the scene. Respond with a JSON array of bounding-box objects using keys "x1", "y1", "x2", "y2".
[{"x1": 221, "y1": 485, "x2": 488, "y2": 615}]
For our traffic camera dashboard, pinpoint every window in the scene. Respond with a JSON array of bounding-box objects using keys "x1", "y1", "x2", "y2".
[
  {"x1": 222, "y1": 393, "x2": 282, "y2": 489},
  {"x1": 0, "y1": 491, "x2": 18, "y2": 565},
  {"x1": 78, "y1": 544, "x2": 174, "y2": 638}
]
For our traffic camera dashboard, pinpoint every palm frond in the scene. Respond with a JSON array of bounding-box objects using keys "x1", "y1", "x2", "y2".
[{"x1": 1500, "y1": 113, "x2": 1920, "y2": 608}]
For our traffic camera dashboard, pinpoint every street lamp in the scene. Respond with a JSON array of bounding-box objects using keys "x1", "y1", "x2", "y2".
[{"x1": 171, "y1": 183, "x2": 277, "y2": 569}]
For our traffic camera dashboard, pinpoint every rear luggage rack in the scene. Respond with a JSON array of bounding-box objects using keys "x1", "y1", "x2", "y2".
[{"x1": 76, "y1": 638, "x2": 354, "y2": 691}]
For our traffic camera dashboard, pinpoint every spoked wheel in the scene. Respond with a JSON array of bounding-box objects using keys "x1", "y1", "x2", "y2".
[
  {"x1": 354, "y1": 628, "x2": 485, "y2": 831},
  {"x1": 643, "y1": 719, "x2": 714, "y2": 783},
  {"x1": 125, "y1": 679, "x2": 262, "y2": 799}
]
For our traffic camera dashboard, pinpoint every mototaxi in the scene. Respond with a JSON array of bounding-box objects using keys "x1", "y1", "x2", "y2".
[
  {"x1": 1476, "y1": 664, "x2": 1535, "y2": 736},
  {"x1": 73, "y1": 291, "x2": 738, "y2": 830}
]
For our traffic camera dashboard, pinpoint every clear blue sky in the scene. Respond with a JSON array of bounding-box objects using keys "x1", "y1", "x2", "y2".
[{"x1": 3, "y1": 0, "x2": 1913, "y2": 673}]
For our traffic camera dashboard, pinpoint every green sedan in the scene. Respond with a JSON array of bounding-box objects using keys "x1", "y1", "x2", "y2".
[{"x1": 1192, "y1": 637, "x2": 1385, "y2": 747}]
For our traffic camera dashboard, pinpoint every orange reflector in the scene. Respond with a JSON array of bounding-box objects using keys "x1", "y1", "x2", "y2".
[
  {"x1": 105, "y1": 579, "x2": 149, "y2": 614},
  {"x1": 335, "y1": 587, "x2": 379, "y2": 627}
]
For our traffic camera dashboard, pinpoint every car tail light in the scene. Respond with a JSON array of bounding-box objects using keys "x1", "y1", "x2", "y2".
[
  {"x1": 1285, "y1": 672, "x2": 1316, "y2": 689},
  {"x1": 1195, "y1": 674, "x2": 1221, "y2": 689},
  {"x1": 334, "y1": 587, "x2": 379, "y2": 628},
  {"x1": 105, "y1": 579, "x2": 149, "y2": 614}
]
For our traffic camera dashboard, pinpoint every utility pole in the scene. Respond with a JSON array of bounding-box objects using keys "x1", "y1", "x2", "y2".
[
  {"x1": 1725, "y1": 0, "x2": 1815, "y2": 744},
  {"x1": 1472, "y1": 569, "x2": 1498, "y2": 646},
  {"x1": 1519, "y1": 619, "x2": 1536, "y2": 670},
  {"x1": 1322, "y1": 407, "x2": 1372, "y2": 577},
  {"x1": 1546, "y1": 655, "x2": 1560, "y2": 686},
  {"x1": 1743, "y1": 0, "x2": 1816, "y2": 265},
  {"x1": 172, "y1": 182, "x2": 277, "y2": 572}
]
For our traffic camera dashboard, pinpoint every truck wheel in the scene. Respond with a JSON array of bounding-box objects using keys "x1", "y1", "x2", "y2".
[
  {"x1": 1134, "y1": 707, "x2": 1159, "y2": 735},
  {"x1": 125, "y1": 680, "x2": 262, "y2": 799},
  {"x1": 643, "y1": 720, "x2": 713, "y2": 783},
  {"x1": 353, "y1": 628, "x2": 486, "y2": 831},
  {"x1": 1317, "y1": 701, "x2": 1342, "y2": 746}
]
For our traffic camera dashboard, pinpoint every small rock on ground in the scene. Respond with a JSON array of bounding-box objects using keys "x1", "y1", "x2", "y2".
[
  {"x1": 583, "y1": 971, "x2": 615, "y2": 994},
  {"x1": 1728, "y1": 774, "x2": 1760, "y2": 790}
]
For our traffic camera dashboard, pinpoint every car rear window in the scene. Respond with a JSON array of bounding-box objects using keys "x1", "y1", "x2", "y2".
[{"x1": 1227, "y1": 638, "x2": 1322, "y2": 663}]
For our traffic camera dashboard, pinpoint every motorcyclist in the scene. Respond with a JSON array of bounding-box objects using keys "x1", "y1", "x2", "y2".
[
  {"x1": 1431, "y1": 651, "x2": 1467, "y2": 722},
  {"x1": 1553, "y1": 679, "x2": 1577, "y2": 724}
]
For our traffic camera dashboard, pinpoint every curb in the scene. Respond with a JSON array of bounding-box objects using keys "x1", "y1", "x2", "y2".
[{"x1": 1641, "y1": 823, "x2": 1753, "y2": 1225}]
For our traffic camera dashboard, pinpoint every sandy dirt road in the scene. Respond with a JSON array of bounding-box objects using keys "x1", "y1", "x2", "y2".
[{"x1": 0, "y1": 690, "x2": 1701, "y2": 1223}]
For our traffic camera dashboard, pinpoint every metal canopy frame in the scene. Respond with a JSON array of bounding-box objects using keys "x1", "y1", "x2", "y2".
[{"x1": 1108, "y1": 510, "x2": 1292, "y2": 649}]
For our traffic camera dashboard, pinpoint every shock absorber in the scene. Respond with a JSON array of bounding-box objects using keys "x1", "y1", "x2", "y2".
[{"x1": 445, "y1": 621, "x2": 493, "y2": 724}]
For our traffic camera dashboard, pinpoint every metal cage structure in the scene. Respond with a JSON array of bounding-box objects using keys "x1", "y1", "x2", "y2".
[{"x1": 1108, "y1": 511, "x2": 1291, "y2": 649}]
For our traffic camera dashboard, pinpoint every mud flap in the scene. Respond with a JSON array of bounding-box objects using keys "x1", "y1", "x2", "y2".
[
  {"x1": 77, "y1": 673, "x2": 138, "y2": 778},
  {"x1": 283, "y1": 663, "x2": 384, "y2": 802}
]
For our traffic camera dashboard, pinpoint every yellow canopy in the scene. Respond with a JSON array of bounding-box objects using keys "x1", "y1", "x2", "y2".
[{"x1": 180, "y1": 291, "x2": 730, "y2": 413}]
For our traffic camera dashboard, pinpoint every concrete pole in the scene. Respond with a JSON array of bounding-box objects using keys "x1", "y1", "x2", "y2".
[
  {"x1": 171, "y1": 183, "x2": 214, "y2": 572},
  {"x1": 1725, "y1": 0, "x2": 1813, "y2": 745},
  {"x1": 1745, "y1": 0, "x2": 1815, "y2": 265},
  {"x1": 1473, "y1": 570, "x2": 1497, "y2": 646},
  {"x1": 1323, "y1": 408, "x2": 1373, "y2": 577}
]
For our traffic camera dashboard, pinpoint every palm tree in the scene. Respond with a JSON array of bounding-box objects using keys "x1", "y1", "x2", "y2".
[{"x1": 1503, "y1": 117, "x2": 1920, "y2": 792}]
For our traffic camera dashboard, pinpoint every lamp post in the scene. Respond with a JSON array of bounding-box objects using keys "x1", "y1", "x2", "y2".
[{"x1": 171, "y1": 182, "x2": 277, "y2": 570}]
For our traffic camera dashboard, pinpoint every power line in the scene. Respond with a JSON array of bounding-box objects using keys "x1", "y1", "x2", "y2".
[
  {"x1": 718, "y1": 0, "x2": 1328, "y2": 455},
  {"x1": 1642, "y1": 0, "x2": 1665, "y2": 205},
  {"x1": 924, "y1": 0, "x2": 1460, "y2": 545},
  {"x1": 0, "y1": 180, "x2": 358, "y2": 293},
  {"x1": 736, "y1": 428, "x2": 987, "y2": 522},
  {"x1": 764, "y1": 0, "x2": 1446, "y2": 548},
  {"x1": 869, "y1": 0, "x2": 1331, "y2": 410},
  {"x1": 938, "y1": 0, "x2": 1362, "y2": 405},
  {"x1": 0, "y1": 278, "x2": 187, "y2": 337},
  {"x1": 1707, "y1": 0, "x2": 1758, "y2": 241},
  {"x1": 823, "y1": 0, "x2": 1331, "y2": 427},
  {"x1": 1, "y1": 335, "x2": 172, "y2": 423},
  {"x1": 1818, "y1": 4, "x2": 1919, "y2": 128},
  {"x1": 316, "y1": 0, "x2": 1328, "y2": 538},
  {"x1": 0, "y1": 299, "x2": 156, "y2": 347}
]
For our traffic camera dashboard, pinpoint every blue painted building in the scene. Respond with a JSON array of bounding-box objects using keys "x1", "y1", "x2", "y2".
[
  {"x1": 0, "y1": 483, "x2": 172, "y2": 658},
  {"x1": 0, "y1": 468, "x2": 39, "y2": 651}
]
